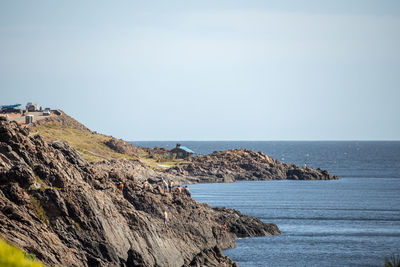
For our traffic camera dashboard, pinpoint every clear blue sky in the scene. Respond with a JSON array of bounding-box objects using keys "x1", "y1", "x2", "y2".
[{"x1": 1, "y1": 0, "x2": 399, "y2": 140}]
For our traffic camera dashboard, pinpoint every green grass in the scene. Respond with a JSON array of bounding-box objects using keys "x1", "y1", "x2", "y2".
[
  {"x1": 32, "y1": 118, "x2": 136, "y2": 162},
  {"x1": 140, "y1": 157, "x2": 191, "y2": 170},
  {"x1": 0, "y1": 238, "x2": 44, "y2": 267},
  {"x1": 31, "y1": 113, "x2": 190, "y2": 169},
  {"x1": 30, "y1": 175, "x2": 61, "y2": 192},
  {"x1": 30, "y1": 196, "x2": 49, "y2": 225},
  {"x1": 385, "y1": 252, "x2": 400, "y2": 267},
  {"x1": 34, "y1": 175, "x2": 49, "y2": 190}
]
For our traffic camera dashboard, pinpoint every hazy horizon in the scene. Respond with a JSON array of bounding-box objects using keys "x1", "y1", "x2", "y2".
[
  {"x1": 1, "y1": 1, "x2": 399, "y2": 141},
  {"x1": 131, "y1": 139, "x2": 400, "y2": 142}
]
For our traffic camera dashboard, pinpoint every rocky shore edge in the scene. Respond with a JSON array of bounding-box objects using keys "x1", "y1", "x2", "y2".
[
  {"x1": 167, "y1": 149, "x2": 338, "y2": 183},
  {"x1": 0, "y1": 120, "x2": 280, "y2": 266}
]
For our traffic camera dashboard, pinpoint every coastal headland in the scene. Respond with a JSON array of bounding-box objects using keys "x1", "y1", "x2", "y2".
[{"x1": 0, "y1": 111, "x2": 337, "y2": 266}]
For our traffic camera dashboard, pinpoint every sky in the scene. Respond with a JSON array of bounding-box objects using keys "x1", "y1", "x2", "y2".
[{"x1": 0, "y1": 0, "x2": 399, "y2": 141}]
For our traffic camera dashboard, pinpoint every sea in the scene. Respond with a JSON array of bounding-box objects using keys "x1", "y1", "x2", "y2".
[{"x1": 131, "y1": 141, "x2": 400, "y2": 267}]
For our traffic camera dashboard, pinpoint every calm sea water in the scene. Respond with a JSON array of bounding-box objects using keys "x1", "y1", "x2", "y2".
[{"x1": 132, "y1": 141, "x2": 400, "y2": 266}]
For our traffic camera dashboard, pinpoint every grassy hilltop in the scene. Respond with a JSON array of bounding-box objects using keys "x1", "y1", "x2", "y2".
[{"x1": 28, "y1": 111, "x2": 188, "y2": 169}]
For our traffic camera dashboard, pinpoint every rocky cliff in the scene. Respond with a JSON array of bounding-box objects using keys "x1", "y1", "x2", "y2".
[
  {"x1": 0, "y1": 120, "x2": 280, "y2": 267},
  {"x1": 167, "y1": 149, "x2": 338, "y2": 183}
]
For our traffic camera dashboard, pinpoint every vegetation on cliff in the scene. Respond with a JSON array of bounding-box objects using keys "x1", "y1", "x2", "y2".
[
  {"x1": 0, "y1": 238, "x2": 43, "y2": 267},
  {"x1": 385, "y1": 252, "x2": 400, "y2": 267},
  {"x1": 29, "y1": 112, "x2": 186, "y2": 170},
  {"x1": 28, "y1": 112, "x2": 137, "y2": 162}
]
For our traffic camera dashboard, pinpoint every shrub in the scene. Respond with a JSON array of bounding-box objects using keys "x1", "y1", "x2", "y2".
[{"x1": 30, "y1": 196, "x2": 49, "y2": 225}]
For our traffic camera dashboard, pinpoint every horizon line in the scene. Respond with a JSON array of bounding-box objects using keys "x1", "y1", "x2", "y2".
[{"x1": 129, "y1": 140, "x2": 400, "y2": 142}]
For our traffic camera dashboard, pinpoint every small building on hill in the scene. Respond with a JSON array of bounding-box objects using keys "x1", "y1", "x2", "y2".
[{"x1": 170, "y1": 144, "x2": 195, "y2": 160}]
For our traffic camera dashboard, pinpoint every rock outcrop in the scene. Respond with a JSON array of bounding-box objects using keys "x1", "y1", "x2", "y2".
[
  {"x1": 0, "y1": 121, "x2": 280, "y2": 267},
  {"x1": 104, "y1": 138, "x2": 138, "y2": 157},
  {"x1": 167, "y1": 149, "x2": 338, "y2": 183}
]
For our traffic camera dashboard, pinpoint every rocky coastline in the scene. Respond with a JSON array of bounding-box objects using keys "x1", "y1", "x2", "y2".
[
  {"x1": 0, "y1": 120, "x2": 280, "y2": 266},
  {"x1": 0, "y1": 116, "x2": 338, "y2": 266},
  {"x1": 167, "y1": 149, "x2": 338, "y2": 183}
]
